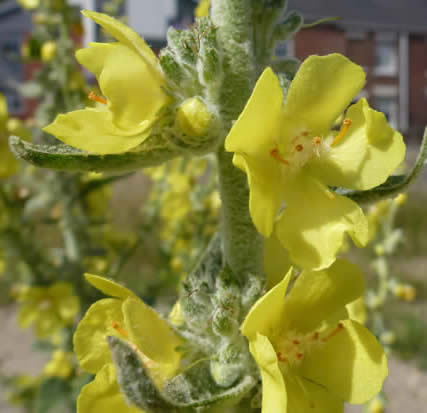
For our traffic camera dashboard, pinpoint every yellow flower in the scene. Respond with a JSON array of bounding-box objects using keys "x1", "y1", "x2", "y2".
[
  {"x1": 43, "y1": 350, "x2": 74, "y2": 378},
  {"x1": 225, "y1": 54, "x2": 406, "y2": 270},
  {"x1": 44, "y1": 11, "x2": 170, "y2": 154},
  {"x1": 17, "y1": 282, "x2": 80, "y2": 338},
  {"x1": 41, "y1": 41, "x2": 57, "y2": 62},
  {"x1": 74, "y1": 274, "x2": 183, "y2": 413},
  {"x1": 241, "y1": 259, "x2": 387, "y2": 412}
]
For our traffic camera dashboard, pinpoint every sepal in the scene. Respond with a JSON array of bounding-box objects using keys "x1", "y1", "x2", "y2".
[
  {"x1": 273, "y1": 11, "x2": 303, "y2": 41},
  {"x1": 162, "y1": 360, "x2": 256, "y2": 409},
  {"x1": 107, "y1": 336, "x2": 173, "y2": 412}
]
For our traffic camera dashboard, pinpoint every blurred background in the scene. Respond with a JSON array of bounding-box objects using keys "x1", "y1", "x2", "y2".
[{"x1": 1, "y1": 1, "x2": 427, "y2": 412}]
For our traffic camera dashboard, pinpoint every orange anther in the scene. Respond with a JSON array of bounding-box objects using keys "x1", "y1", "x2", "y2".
[
  {"x1": 295, "y1": 144, "x2": 304, "y2": 152},
  {"x1": 313, "y1": 136, "x2": 321, "y2": 145},
  {"x1": 112, "y1": 321, "x2": 129, "y2": 338},
  {"x1": 301, "y1": 131, "x2": 309, "y2": 137},
  {"x1": 296, "y1": 352, "x2": 304, "y2": 360},
  {"x1": 271, "y1": 148, "x2": 289, "y2": 165},
  {"x1": 331, "y1": 119, "x2": 352, "y2": 146},
  {"x1": 312, "y1": 332, "x2": 319, "y2": 340},
  {"x1": 88, "y1": 91, "x2": 107, "y2": 105},
  {"x1": 277, "y1": 352, "x2": 288, "y2": 363},
  {"x1": 293, "y1": 339, "x2": 301, "y2": 345}
]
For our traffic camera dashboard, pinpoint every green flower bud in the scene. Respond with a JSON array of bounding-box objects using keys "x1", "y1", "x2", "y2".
[
  {"x1": 177, "y1": 97, "x2": 212, "y2": 137},
  {"x1": 41, "y1": 42, "x2": 57, "y2": 62}
]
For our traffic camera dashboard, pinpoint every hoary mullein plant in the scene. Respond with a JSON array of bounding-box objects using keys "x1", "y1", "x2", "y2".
[{"x1": 8, "y1": 0, "x2": 427, "y2": 412}]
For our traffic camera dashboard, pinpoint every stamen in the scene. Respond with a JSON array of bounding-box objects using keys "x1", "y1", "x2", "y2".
[
  {"x1": 312, "y1": 331, "x2": 320, "y2": 341},
  {"x1": 322, "y1": 322, "x2": 344, "y2": 342},
  {"x1": 292, "y1": 339, "x2": 301, "y2": 345},
  {"x1": 313, "y1": 136, "x2": 321, "y2": 145},
  {"x1": 112, "y1": 321, "x2": 129, "y2": 338},
  {"x1": 271, "y1": 148, "x2": 289, "y2": 166},
  {"x1": 331, "y1": 119, "x2": 352, "y2": 146},
  {"x1": 295, "y1": 144, "x2": 304, "y2": 152},
  {"x1": 301, "y1": 131, "x2": 309, "y2": 137},
  {"x1": 277, "y1": 352, "x2": 288, "y2": 363},
  {"x1": 88, "y1": 91, "x2": 107, "y2": 105},
  {"x1": 296, "y1": 352, "x2": 304, "y2": 360}
]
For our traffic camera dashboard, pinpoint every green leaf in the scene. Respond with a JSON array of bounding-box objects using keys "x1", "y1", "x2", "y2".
[
  {"x1": 107, "y1": 336, "x2": 173, "y2": 412},
  {"x1": 336, "y1": 127, "x2": 427, "y2": 204},
  {"x1": 9, "y1": 135, "x2": 182, "y2": 173},
  {"x1": 163, "y1": 360, "x2": 256, "y2": 408}
]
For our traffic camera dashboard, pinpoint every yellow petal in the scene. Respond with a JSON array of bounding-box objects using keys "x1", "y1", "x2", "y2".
[
  {"x1": 300, "y1": 320, "x2": 388, "y2": 404},
  {"x1": 285, "y1": 375, "x2": 344, "y2": 413},
  {"x1": 283, "y1": 54, "x2": 365, "y2": 135},
  {"x1": 225, "y1": 67, "x2": 283, "y2": 158},
  {"x1": 282, "y1": 259, "x2": 365, "y2": 334},
  {"x1": 312, "y1": 98, "x2": 406, "y2": 190},
  {"x1": 77, "y1": 43, "x2": 169, "y2": 130},
  {"x1": 74, "y1": 299, "x2": 123, "y2": 374},
  {"x1": 249, "y1": 333, "x2": 287, "y2": 412},
  {"x1": 277, "y1": 174, "x2": 368, "y2": 270},
  {"x1": 85, "y1": 274, "x2": 138, "y2": 300},
  {"x1": 77, "y1": 364, "x2": 142, "y2": 413},
  {"x1": 241, "y1": 268, "x2": 292, "y2": 339},
  {"x1": 43, "y1": 108, "x2": 151, "y2": 154},
  {"x1": 81, "y1": 10, "x2": 157, "y2": 67},
  {"x1": 122, "y1": 298, "x2": 182, "y2": 369},
  {"x1": 264, "y1": 233, "x2": 292, "y2": 290},
  {"x1": 233, "y1": 154, "x2": 284, "y2": 237}
]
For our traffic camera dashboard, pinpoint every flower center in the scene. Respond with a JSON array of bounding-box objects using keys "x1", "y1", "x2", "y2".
[
  {"x1": 270, "y1": 119, "x2": 352, "y2": 172},
  {"x1": 275, "y1": 323, "x2": 344, "y2": 367}
]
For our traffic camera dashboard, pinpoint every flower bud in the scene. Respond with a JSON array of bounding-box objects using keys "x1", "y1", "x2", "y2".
[
  {"x1": 177, "y1": 97, "x2": 212, "y2": 137},
  {"x1": 41, "y1": 41, "x2": 57, "y2": 62}
]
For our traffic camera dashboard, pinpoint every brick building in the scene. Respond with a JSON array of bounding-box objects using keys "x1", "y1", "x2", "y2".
[{"x1": 289, "y1": 0, "x2": 427, "y2": 139}]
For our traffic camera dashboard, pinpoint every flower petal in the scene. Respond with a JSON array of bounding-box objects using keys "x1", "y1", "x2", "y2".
[
  {"x1": 233, "y1": 153, "x2": 284, "y2": 237},
  {"x1": 282, "y1": 259, "x2": 365, "y2": 334},
  {"x1": 225, "y1": 67, "x2": 283, "y2": 158},
  {"x1": 311, "y1": 98, "x2": 406, "y2": 190},
  {"x1": 122, "y1": 298, "x2": 182, "y2": 368},
  {"x1": 43, "y1": 108, "x2": 151, "y2": 154},
  {"x1": 77, "y1": 364, "x2": 142, "y2": 413},
  {"x1": 283, "y1": 54, "x2": 365, "y2": 135},
  {"x1": 285, "y1": 375, "x2": 344, "y2": 413},
  {"x1": 77, "y1": 43, "x2": 168, "y2": 131},
  {"x1": 81, "y1": 10, "x2": 157, "y2": 67},
  {"x1": 74, "y1": 298, "x2": 123, "y2": 374},
  {"x1": 300, "y1": 320, "x2": 388, "y2": 404},
  {"x1": 241, "y1": 268, "x2": 292, "y2": 339},
  {"x1": 264, "y1": 233, "x2": 292, "y2": 290},
  {"x1": 277, "y1": 174, "x2": 368, "y2": 270},
  {"x1": 85, "y1": 273, "x2": 138, "y2": 300},
  {"x1": 249, "y1": 333, "x2": 287, "y2": 413}
]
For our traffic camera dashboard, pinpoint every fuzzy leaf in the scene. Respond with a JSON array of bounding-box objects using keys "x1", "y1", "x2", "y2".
[
  {"x1": 107, "y1": 336, "x2": 173, "y2": 412},
  {"x1": 9, "y1": 135, "x2": 182, "y2": 173}
]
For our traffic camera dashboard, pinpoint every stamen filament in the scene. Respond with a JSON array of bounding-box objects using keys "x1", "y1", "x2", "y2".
[
  {"x1": 331, "y1": 119, "x2": 352, "y2": 146},
  {"x1": 112, "y1": 321, "x2": 129, "y2": 338},
  {"x1": 322, "y1": 322, "x2": 344, "y2": 342},
  {"x1": 88, "y1": 91, "x2": 107, "y2": 105},
  {"x1": 271, "y1": 148, "x2": 289, "y2": 165}
]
